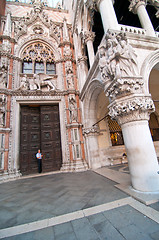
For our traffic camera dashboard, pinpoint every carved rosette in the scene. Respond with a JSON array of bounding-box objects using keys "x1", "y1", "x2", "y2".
[
  {"x1": 108, "y1": 95, "x2": 155, "y2": 125},
  {"x1": 129, "y1": 0, "x2": 147, "y2": 14},
  {"x1": 82, "y1": 126, "x2": 100, "y2": 137},
  {"x1": 105, "y1": 76, "x2": 144, "y2": 101}
]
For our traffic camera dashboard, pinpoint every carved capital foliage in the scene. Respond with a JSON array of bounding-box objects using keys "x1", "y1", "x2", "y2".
[
  {"x1": 129, "y1": 0, "x2": 147, "y2": 14},
  {"x1": 82, "y1": 126, "x2": 100, "y2": 136},
  {"x1": 83, "y1": 31, "x2": 95, "y2": 43},
  {"x1": 105, "y1": 76, "x2": 144, "y2": 101},
  {"x1": 108, "y1": 95, "x2": 155, "y2": 125}
]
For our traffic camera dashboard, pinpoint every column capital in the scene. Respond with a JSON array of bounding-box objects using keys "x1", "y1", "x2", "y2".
[
  {"x1": 108, "y1": 95, "x2": 155, "y2": 125},
  {"x1": 83, "y1": 31, "x2": 95, "y2": 44},
  {"x1": 129, "y1": 0, "x2": 147, "y2": 14},
  {"x1": 86, "y1": 0, "x2": 114, "y2": 10}
]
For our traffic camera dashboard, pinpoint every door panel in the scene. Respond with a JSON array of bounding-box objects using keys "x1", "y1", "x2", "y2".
[{"x1": 20, "y1": 105, "x2": 62, "y2": 175}]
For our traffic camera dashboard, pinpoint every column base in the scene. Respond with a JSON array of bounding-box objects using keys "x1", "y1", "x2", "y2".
[{"x1": 0, "y1": 169, "x2": 22, "y2": 183}]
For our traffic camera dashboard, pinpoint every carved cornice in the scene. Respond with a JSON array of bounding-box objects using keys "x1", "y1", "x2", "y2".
[
  {"x1": 108, "y1": 95, "x2": 155, "y2": 125},
  {"x1": 82, "y1": 126, "x2": 100, "y2": 136},
  {"x1": 129, "y1": 0, "x2": 147, "y2": 14}
]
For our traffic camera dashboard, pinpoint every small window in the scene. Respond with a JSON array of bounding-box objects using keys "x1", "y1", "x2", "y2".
[
  {"x1": 22, "y1": 60, "x2": 32, "y2": 74},
  {"x1": 107, "y1": 116, "x2": 124, "y2": 146},
  {"x1": 35, "y1": 61, "x2": 44, "y2": 74},
  {"x1": 46, "y1": 62, "x2": 56, "y2": 75}
]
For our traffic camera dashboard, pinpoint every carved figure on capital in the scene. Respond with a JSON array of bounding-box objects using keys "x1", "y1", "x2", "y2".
[
  {"x1": 69, "y1": 95, "x2": 78, "y2": 123},
  {"x1": 64, "y1": 46, "x2": 72, "y2": 57},
  {"x1": 98, "y1": 31, "x2": 139, "y2": 83}
]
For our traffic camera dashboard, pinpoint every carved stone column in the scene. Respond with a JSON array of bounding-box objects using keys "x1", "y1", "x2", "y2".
[
  {"x1": 129, "y1": 0, "x2": 156, "y2": 36},
  {"x1": 93, "y1": 0, "x2": 119, "y2": 33},
  {"x1": 83, "y1": 31, "x2": 95, "y2": 68},
  {"x1": 99, "y1": 31, "x2": 159, "y2": 192},
  {"x1": 83, "y1": 126, "x2": 101, "y2": 169}
]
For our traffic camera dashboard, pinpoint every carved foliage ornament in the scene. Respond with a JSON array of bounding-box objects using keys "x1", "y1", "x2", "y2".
[
  {"x1": 129, "y1": 0, "x2": 159, "y2": 17},
  {"x1": 109, "y1": 96, "x2": 155, "y2": 124}
]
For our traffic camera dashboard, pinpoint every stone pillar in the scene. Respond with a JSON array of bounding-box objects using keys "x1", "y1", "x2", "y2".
[
  {"x1": 129, "y1": 0, "x2": 156, "y2": 37},
  {"x1": 96, "y1": 0, "x2": 119, "y2": 33},
  {"x1": 109, "y1": 96, "x2": 159, "y2": 192},
  {"x1": 83, "y1": 31, "x2": 95, "y2": 68},
  {"x1": 98, "y1": 31, "x2": 159, "y2": 192},
  {"x1": 83, "y1": 126, "x2": 101, "y2": 169}
]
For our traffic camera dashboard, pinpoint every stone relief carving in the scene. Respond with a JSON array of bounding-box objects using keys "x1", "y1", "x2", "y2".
[
  {"x1": 69, "y1": 95, "x2": 78, "y2": 123},
  {"x1": 109, "y1": 96, "x2": 155, "y2": 125},
  {"x1": 129, "y1": 0, "x2": 159, "y2": 17},
  {"x1": 98, "y1": 31, "x2": 139, "y2": 83},
  {"x1": 0, "y1": 95, "x2": 6, "y2": 127},
  {"x1": 33, "y1": 26, "x2": 44, "y2": 35},
  {"x1": 83, "y1": 31, "x2": 95, "y2": 43},
  {"x1": 65, "y1": 61, "x2": 73, "y2": 75},
  {"x1": 17, "y1": 74, "x2": 55, "y2": 91}
]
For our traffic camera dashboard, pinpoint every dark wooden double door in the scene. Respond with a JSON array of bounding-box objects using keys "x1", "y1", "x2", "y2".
[{"x1": 20, "y1": 105, "x2": 62, "y2": 175}]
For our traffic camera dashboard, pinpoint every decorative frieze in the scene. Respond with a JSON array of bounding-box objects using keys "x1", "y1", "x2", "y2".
[{"x1": 108, "y1": 95, "x2": 155, "y2": 125}]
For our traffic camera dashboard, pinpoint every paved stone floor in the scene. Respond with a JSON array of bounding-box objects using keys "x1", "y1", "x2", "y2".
[{"x1": 0, "y1": 165, "x2": 159, "y2": 240}]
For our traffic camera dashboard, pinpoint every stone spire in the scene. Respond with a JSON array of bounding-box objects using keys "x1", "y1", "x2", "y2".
[
  {"x1": 3, "y1": 11, "x2": 12, "y2": 37},
  {"x1": 63, "y1": 18, "x2": 69, "y2": 42}
]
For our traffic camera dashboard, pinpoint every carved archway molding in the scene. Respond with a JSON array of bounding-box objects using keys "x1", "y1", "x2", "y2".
[
  {"x1": 140, "y1": 49, "x2": 159, "y2": 94},
  {"x1": 82, "y1": 78, "x2": 104, "y2": 127}
]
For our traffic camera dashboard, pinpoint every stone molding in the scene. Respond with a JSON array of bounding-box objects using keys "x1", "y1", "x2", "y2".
[
  {"x1": 129, "y1": 0, "x2": 147, "y2": 14},
  {"x1": 108, "y1": 95, "x2": 155, "y2": 125},
  {"x1": 82, "y1": 126, "x2": 100, "y2": 136}
]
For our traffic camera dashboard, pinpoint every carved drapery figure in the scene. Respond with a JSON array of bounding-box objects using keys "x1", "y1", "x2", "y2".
[
  {"x1": 66, "y1": 74, "x2": 74, "y2": 89},
  {"x1": 0, "y1": 65, "x2": 8, "y2": 88},
  {"x1": 98, "y1": 32, "x2": 139, "y2": 83},
  {"x1": 69, "y1": 96, "x2": 78, "y2": 123},
  {"x1": 0, "y1": 95, "x2": 6, "y2": 127}
]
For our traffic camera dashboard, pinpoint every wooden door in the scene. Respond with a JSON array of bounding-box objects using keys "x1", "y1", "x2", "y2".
[
  {"x1": 20, "y1": 105, "x2": 62, "y2": 175},
  {"x1": 20, "y1": 106, "x2": 40, "y2": 175},
  {"x1": 40, "y1": 105, "x2": 62, "y2": 172}
]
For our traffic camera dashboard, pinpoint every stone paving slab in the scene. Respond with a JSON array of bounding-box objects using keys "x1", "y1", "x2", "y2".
[
  {"x1": 2, "y1": 204, "x2": 159, "y2": 240},
  {"x1": 0, "y1": 171, "x2": 128, "y2": 230}
]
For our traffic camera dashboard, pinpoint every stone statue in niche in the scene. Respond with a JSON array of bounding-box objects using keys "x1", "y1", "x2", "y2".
[
  {"x1": 64, "y1": 46, "x2": 72, "y2": 57},
  {"x1": 65, "y1": 61, "x2": 73, "y2": 75},
  {"x1": 99, "y1": 32, "x2": 139, "y2": 82},
  {"x1": 69, "y1": 96, "x2": 78, "y2": 123},
  {"x1": 0, "y1": 95, "x2": 6, "y2": 127},
  {"x1": 66, "y1": 74, "x2": 74, "y2": 89},
  {"x1": 0, "y1": 65, "x2": 8, "y2": 88}
]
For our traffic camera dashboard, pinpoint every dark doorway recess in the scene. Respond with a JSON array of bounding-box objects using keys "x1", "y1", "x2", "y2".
[{"x1": 20, "y1": 105, "x2": 62, "y2": 175}]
